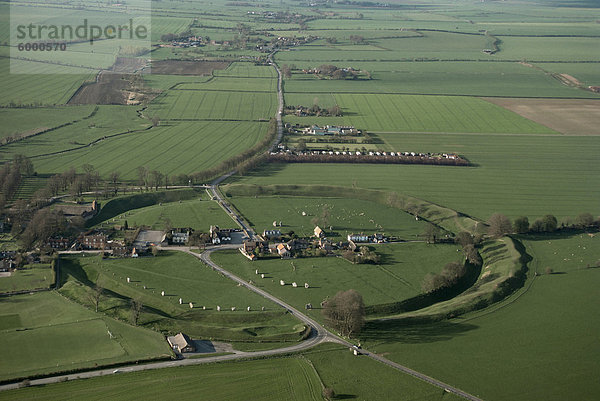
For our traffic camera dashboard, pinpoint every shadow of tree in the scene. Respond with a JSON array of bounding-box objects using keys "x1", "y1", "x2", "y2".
[{"x1": 361, "y1": 319, "x2": 478, "y2": 344}]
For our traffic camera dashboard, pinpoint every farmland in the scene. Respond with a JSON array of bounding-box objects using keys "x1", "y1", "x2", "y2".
[
  {"x1": 59, "y1": 252, "x2": 306, "y2": 344},
  {"x1": 0, "y1": 264, "x2": 54, "y2": 293},
  {"x1": 283, "y1": 93, "x2": 558, "y2": 134},
  {"x1": 1, "y1": 0, "x2": 600, "y2": 398},
  {"x1": 0, "y1": 291, "x2": 171, "y2": 381},
  {"x1": 223, "y1": 195, "x2": 427, "y2": 240},
  {"x1": 211, "y1": 242, "x2": 462, "y2": 323},
  {"x1": 230, "y1": 130, "x2": 600, "y2": 221},
  {"x1": 98, "y1": 195, "x2": 234, "y2": 231},
  {"x1": 0, "y1": 343, "x2": 463, "y2": 401},
  {"x1": 359, "y1": 233, "x2": 600, "y2": 401}
]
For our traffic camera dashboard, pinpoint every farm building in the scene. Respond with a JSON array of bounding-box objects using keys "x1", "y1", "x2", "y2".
[
  {"x1": 276, "y1": 243, "x2": 290, "y2": 258},
  {"x1": 262, "y1": 229, "x2": 282, "y2": 239},
  {"x1": 209, "y1": 225, "x2": 232, "y2": 244},
  {"x1": 303, "y1": 125, "x2": 359, "y2": 136},
  {"x1": 171, "y1": 228, "x2": 192, "y2": 244},
  {"x1": 347, "y1": 234, "x2": 371, "y2": 243},
  {"x1": 314, "y1": 226, "x2": 324, "y2": 238},
  {"x1": 167, "y1": 333, "x2": 195, "y2": 353},
  {"x1": 287, "y1": 238, "x2": 309, "y2": 251}
]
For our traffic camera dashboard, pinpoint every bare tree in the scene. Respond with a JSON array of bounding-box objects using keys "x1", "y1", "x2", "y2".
[
  {"x1": 487, "y1": 213, "x2": 512, "y2": 238},
  {"x1": 130, "y1": 299, "x2": 143, "y2": 325},
  {"x1": 322, "y1": 289, "x2": 365, "y2": 337},
  {"x1": 90, "y1": 283, "x2": 103, "y2": 313}
]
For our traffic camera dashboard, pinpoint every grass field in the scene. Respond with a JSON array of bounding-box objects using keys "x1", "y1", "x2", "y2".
[
  {"x1": 0, "y1": 264, "x2": 54, "y2": 293},
  {"x1": 0, "y1": 106, "x2": 95, "y2": 141},
  {"x1": 59, "y1": 252, "x2": 306, "y2": 343},
  {"x1": 0, "y1": 342, "x2": 463, "y2": 401},
  {"x1": 229, "y1": 131, "x2": 600, "y2": 221},
  {"x1": 0, "y1": 291, "x2": 171, "y2": 381},
  {"x1": 211, "y1": 243, "x2": 462, "y2": 323},
  {"x1": 27, "y1": 120, "x2": 268, "y2": 179},
  {"x1": 284, "y1": 93, "x2": 557, "y2": 134},
  {"x1": 360, "y1": 233, "x2": 600, "y2": 401},
  {"x1": 101, "y1": 196, "x2": 233, "y2": 231},
  {"x1": 226, "y1": 195, "x2": 428, "y2": 240}
]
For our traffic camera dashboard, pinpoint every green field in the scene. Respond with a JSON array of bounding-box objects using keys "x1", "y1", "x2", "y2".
[
  {"x1": 284, "y1": 93, "x2": 557, "y2": 134},
  {"x1": 0, "y1": 342, "x2": 464, "y2": 401},
  {"x1": 101, "y1": 195, "x2": 233, "y2": 231},
  {"x1": 227, "y1": 195, "x2": 428, "y2": 240},
  {"x1": 59, "y1": 252, "x2": 306, "y2": 343},
  {"x1": 0, "y1": 264, "x2": 54, "y2": 293},
  {"x1": 0, "y1": 291, "x2": 171, "y2": 381},
  {"x1": 26, "y1": 121, "x2": 268, "y2": 179},
  {"x1": 0, "y1": 106, "x2": 95, "y2": 141},
  {"x1": 211, "y1": 243, "x2": 462, "y2": 322},
  {"x1": 229, "y1": 131, "x2": 600, "y2": 221},
  {"x1": 360, "y1": 233, "x2": 600, "y2": 401}
]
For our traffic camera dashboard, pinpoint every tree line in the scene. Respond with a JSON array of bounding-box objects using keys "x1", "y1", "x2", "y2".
[{"x1": 487, "y1": 212, "x2": 599, "y2": 238}]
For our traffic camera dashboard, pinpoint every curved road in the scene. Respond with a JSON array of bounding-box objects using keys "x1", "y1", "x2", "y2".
[{"x1": 1, "y1": 60, "x2": 480, "y2": 400}]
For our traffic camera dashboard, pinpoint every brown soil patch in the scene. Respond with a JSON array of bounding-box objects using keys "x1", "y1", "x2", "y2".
[
  {"x1": 150, "y1": 60, "x2": 230, "y2": 75},
  {"x1": 69, "y1": 72, "x2": 158, "y2": 105},
  {"x1": 484, "y1": 98, "x2": 600, "y2": 135}
]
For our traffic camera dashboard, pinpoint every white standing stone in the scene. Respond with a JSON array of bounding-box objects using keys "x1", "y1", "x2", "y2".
[
  {"x1": 255, "y1": 269, "x2": 259, "y2": 275},
  {"x1": 161, "y1": 291, "x2": 165, "y2": 296},
  {"x1": 217, "y1": 305, "x2": 221, "y2": 311},
  {"x1": 189, "y1": 302, "x2": 193, "y2": 309},
  {"x1": 247, "y1": 306, "x2": 251, "y2": 312},
  {"x1": 179, "y1": 298, "x2": 182, "y2": 304},
  {"x1": 292, "y1": 282, "x2": 297, "y2": 288},
  {"x1": 280, "y1": 280, "x2": 285, "y2": 286},
  {"x1": 231, "y1": 306, "x2": 236, "y2": 311},
  {"x1": 305, "y1": 283, "x2": 309, "y2": 289},
  {"x1": 261, "y1": 274, "x2": 265, "y2": 279},
  {"x1": 127, "y1": 277, "x2": 130, "y2": 283}
]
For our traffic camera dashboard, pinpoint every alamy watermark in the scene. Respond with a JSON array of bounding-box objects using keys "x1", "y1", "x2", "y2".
[{"x1": 10, "y1": 1, "x2": 152, "y2": 74}]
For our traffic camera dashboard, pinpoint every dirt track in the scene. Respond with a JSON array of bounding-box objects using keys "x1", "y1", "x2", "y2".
[{"x1": 484, "y1": 98, "x2": 600, "y2": 136}]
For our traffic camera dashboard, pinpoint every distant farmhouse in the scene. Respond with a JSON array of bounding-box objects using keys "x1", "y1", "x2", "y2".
[
  {"x1": 167, "y1": 333, "x2": 195, "y2": 353},
  {"x1": 303, "y1": 125, "x2": 360, "y2": 136},
  {"x1": 347, "y1": 233, "x2": 387, "y2": 243}
]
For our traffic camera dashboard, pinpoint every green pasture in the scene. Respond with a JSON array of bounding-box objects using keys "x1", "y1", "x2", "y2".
[
  {"x1": 284, "y1": 93, "x2": 557, "y2": 134},
  {"x1": 59, "y1": 252, "x2": 305, "y2": 342},
  {"x1": 226, "y1": 195, "x2": 427, "y2": 240},
  {"x1": 88, "y1": 189, "x2": 203, "y2": 227},
  {"x1": 496, "y1": 36, "x2": 600, "y2": 62},
  {"x1": 282, "y1": 61, "x2": 597, "y2": 98},
  {"x1": 176, "y1": 76, "x2": 277, "y2": 92},
  {"x1": 0, "y1": 264, "x2": 54, "y2": 293},
  {"x1": 360, "y1": 234, "x2": 600, "y2": 401},
  {"x1": 0, "y1": 105, "x2": 149, "y2": 163},
  {"x1": 0, "y1": 291, "x2": 170, "y2": 381},
  {"x1": 29, "y1": 120, "x2": 268, "y2": 179},
  {"x1": 102, "y1": 196, "x2": 234, "y2": 231},
  {"x1": 0, "y1": 59, "x2": 93, "y2": 106},
  {"x1": 146, "y1": 90, "x2": 276, "y2": 121},
  {"x1": 0, "y1": 342, "x2": 464, "y2": 401},
  {"x1": 211, "y1": 243, "x2": 462, "y2": 322},
  {"x1": 522, "y1": 231, "x2": 600, "y2": 273},
  {"x1": 0, "y1": 106, "x2": 95, "y2": 141},
  {"x1": 214, "y1": 63, "x2": 278, "y2": 78},
  {"x1": 229, "y1": 132, "x2": 600, "y2": 221},
  {"x1": 143, "y1": 74, "x2": 212, "y2": 90}
]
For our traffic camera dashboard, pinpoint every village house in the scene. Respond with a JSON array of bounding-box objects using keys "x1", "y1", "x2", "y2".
[
  {"x1": 318, "y1": 238, "x2": 334, "y2": 251},
  {"x1": 347, "y1": 234, "x2": 371, "y2": 243},
  {"x1": 209, "y1": 225, "x2": 232, "y2": 244},
  {"x1": 106, "y1": 241, "x2": 129, "y2": 257},
  {"x1": 170, "y1": 228, "x2": 192, "y2": 245},
  {"x1": 276, "y1": 243, "x2": 291, "y2": 258},
  {"x1": 80, "y1": 233, "x2": 107, "y2": 250},
  {"x1": 167, "y1": 333, "x2": 195, "y2": 353}
]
